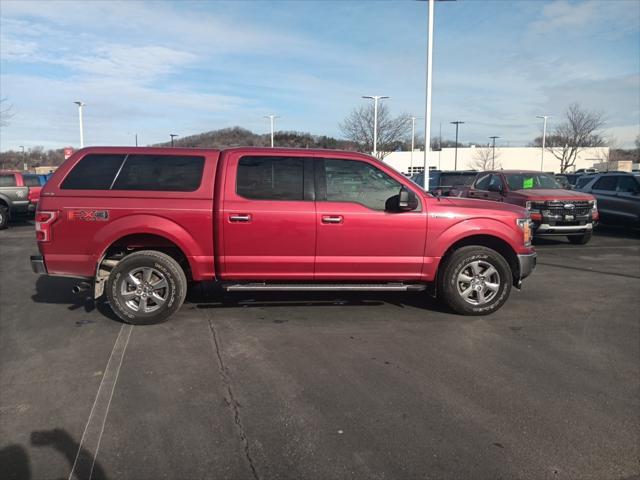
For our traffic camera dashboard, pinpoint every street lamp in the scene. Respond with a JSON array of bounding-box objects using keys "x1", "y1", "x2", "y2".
[
  {"x1": 409, "y1": 116, "x2": 423, "y2": 175},
  {"x1": 362, "y1": 95, "x2": 389, "y2": 157},
  {"x1": 74, "y1": 101, "x2": 85, "y2": 148},
  {"x1": 263, "y1": 114, "x2": 280, "y2": 148},
  {"x1": 489, "y1": 136, "x2": 500, "y2": 169},
  {"x1": 536, "y1": 115, "x2": 551, "y2": 171},
  {"x1": 450, "y1": 121, "x2": 464, "y2": 170},
  {"x1": 19, "y1": 145, "x2": 26, "y2": 171},
  {"x1": 170, "y1": 134, "x2": 178, "y2": 147}
]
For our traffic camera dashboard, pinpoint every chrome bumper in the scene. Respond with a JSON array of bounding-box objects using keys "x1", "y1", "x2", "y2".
[
  {"x1": 30, "y1": 255, "x2": 47, "y2": 274},
  {"x1": 517, "y1": 252, "x2": 537, "y2": 286},
  {"x1": 535, "y1": 223, "x2": 592, "y2": 234}
]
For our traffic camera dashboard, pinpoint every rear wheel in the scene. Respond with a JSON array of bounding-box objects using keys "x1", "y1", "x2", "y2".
[
  {"x1": 0, "y1": 206, "x2": 8, "y2": 229},
  {"x1": 106, "y1": 250, "x2": 187, "y2": 325},
  {"x1": 567, "y1": 232, "x2": 592, "y2": 244},
  {"x1": 438, "y1": 246, "x2": 512, "y2": 315}
]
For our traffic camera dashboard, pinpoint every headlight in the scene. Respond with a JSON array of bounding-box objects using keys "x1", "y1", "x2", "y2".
[
  {"x1": 517, "y1": 218, "x2": 532, "y2": 247},
  {"x1": 591, "y1": 200, "x2": 597, "y2": 212}
]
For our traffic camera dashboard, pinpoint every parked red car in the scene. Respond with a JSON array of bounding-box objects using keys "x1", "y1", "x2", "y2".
[
  {"x1": 31, "y1": 147, "x2": 536, "y2": 323},
  {"x1": 462, "y1": 170, "x2": 598, "y2": 244}
]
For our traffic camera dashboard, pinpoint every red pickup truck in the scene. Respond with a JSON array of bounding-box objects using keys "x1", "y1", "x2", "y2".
[
  {"x1": 31, "y1": 147, "x2": 536, "y2": 324},
  {"x1": 463, "y1": 170, "x2": 598, "y2": 244}
]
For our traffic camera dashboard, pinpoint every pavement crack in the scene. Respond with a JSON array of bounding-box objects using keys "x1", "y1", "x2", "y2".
[{"x1": 207, "y1": 317, "x2": 260, "y2": 480}]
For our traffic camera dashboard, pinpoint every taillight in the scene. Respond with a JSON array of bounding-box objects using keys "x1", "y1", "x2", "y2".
[{"x1": 35, "y1": 211, "x2": 58, "y2": 242}]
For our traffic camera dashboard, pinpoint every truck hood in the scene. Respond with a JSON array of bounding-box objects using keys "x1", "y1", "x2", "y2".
[
  {"x1": 439, "y1": 196, "x2": 526, "y2": 216},
  {"x1": 511, "y1": 189, "x2": 595, "y2": 201}
]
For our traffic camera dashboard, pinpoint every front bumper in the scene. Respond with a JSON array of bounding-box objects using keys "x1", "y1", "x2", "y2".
[
  {"x1": 30, "y1": 255, "x2": 47, "y2": 274},
  {"x1": 516, "y1": 252, "x2": 537, "y2": 286},
  {"x1": 535, "y1": 222, "x2": 592, "y2": 235}
]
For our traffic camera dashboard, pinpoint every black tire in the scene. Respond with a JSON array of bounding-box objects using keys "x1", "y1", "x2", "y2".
[
  {"x1": 106, "y1": 250, "x2": 187, "y2": 325},
  {"x1": 567, "y1": 232, "x2": 592, "y2": 244},
  {"x1": 438, "y1": 246, "x2": 512, "y2": 316},
  {"x1": 0, "y1": 206, "x2": 8, "y2": 230}
]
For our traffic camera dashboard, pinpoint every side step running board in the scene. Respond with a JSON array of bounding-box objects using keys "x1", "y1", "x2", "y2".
[{"x1": 224, "y1": 283, "x2": 427, "y2": 292}]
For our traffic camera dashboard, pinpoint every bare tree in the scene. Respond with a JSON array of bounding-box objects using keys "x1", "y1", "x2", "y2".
[
  {"x1": 532, "y1": 103, "x2": 605, "y2": 173},
  {"x1": 339, "y1": 103, "x2": 411, "y2": 159},
  {"x1": 0, "y1": 98, "x2": 14, "y2": 127},
  {"x1": 470, "y1": 145, "x2": 501, "y2": 170}
]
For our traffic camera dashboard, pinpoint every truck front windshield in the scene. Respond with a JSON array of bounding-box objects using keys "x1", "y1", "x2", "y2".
[{"x1": 505, "y1": 173, "x2": 561, "y2": 190}]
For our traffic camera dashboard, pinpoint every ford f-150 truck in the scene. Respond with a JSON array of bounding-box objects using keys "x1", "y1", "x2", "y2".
[
  {"x1": 30, "y1": 147, "x2": 536, "y2": 324},
  {"x1": 462, "y1": 170, "x2": 598, "y2": 244}
]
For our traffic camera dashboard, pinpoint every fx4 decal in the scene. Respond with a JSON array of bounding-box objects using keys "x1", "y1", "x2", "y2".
[{"x1": 68, "y1": 210, "x2": 109, "y2": 221}]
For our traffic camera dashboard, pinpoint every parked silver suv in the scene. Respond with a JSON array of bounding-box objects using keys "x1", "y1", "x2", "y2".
[{"x1": 577, "y1": 172, "x2": 640, "y2": 227}]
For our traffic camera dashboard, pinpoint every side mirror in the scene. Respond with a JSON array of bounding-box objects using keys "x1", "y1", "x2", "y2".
[
  {"x1": 398, "y1": 186, "x2": 419, "y2": 211},
  {"x1": 488, "y1": 183, "x2": 503, "y2": 194}
]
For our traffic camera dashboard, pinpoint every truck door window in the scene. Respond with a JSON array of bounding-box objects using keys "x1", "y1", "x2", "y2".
[
  {"x1": 237, "y1": 156, "x2": 304, "y2": 200},
  {"x1": 0, "y1": 175, "x2": 16, "y2": 187},
  {"x1": 616, "y1": 176, "x2": 639, "y2": 193},
  {"x1": 323, "y1": 159, "x2": 401, "y2": 211},
  {"x1": 474, "y1": 174, "x2": 491, "y2": 190},
  {"x1": 593, "y1": 176, "x2": 617, "y2": 191}
]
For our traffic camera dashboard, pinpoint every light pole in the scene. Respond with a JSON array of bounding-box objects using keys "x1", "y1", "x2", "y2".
[
  {"x1": 422, "y1": 0, "x2": 435, "y2": 190},
  {"x1": 536, "y1": 115, "x2": 550, "y2": 171},
  {"x1": 450, "y1": 121, "x2": 464, "y2": 170},
  {"x1": 19, "y1": 145, "x2": 26, "y2": 171},
  {"x1": 74, "y1": 101, "x2": 85, "y2": 148},
  {"x1": 409, "y1": 116, "x2": 422, "y2": 175},
  {"x1": 263, "y1": 114, "x2": 280, "y2": 148},
  {"x1": 362, "y1": 95, "x2": 389, "y2": 157},
  {"x1": 135, "y1": 134, "x2": 138, "y2": 147},
  {"x1": 489, "y1": 136, "x2": 500, "y2": 169},
  {"x1": 170, "y1": 134, "x2": 178, "y2": 147}
]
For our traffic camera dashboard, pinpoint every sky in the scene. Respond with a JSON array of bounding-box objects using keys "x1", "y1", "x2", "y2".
[{"x1": 1, "y1": 0, "x2": 639, "y2": 151}]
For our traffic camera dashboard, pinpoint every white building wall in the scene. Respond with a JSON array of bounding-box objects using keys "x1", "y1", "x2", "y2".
[{"x1": 382, "y1": 147, "x2": 609, "y2": 175}]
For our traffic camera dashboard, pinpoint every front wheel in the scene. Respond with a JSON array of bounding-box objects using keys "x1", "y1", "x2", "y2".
[
  {"x1": 438, "y1": 246, "x2": 512, "y2": 315},
  {"x1": 567, "y1": 231, "x2": 592, "y2": 244},
  {"x1": 106, "y1": 250, "x2": 187, "y2": 325}
]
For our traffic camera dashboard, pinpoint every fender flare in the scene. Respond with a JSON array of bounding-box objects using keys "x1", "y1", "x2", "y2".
[
  {"x1": 430, "y1": 217, "x2": 521, "y2": 259},
  {"x1": 0, "y1": 193, "x2": 13, "y2": 208},
  {"x1": 93, "y1": 214, "x2": 204, "y2": 274}
]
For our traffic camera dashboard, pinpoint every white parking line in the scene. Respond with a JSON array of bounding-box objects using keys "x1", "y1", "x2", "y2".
[{"x1": 68, "y1": 323, "x2": 133, "y2": 480}]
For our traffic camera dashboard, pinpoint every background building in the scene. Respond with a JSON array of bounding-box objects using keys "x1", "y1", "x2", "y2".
[{"x1": 383, "y1": 147, "x2": 610, "y2": 175}]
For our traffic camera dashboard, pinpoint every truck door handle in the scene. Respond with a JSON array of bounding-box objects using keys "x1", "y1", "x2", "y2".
[
  {"x1": 322, "y1": 215, "x2": 343, "y2": 224},
  {"x1": 229, "y1": 214, "x2": 251, "y2": 222}
]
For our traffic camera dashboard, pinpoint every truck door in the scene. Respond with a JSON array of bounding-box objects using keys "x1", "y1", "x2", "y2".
[
  {"x1": 314, "y1": 157, "x2": 427, "y2": 280},
  {"x1": 221, "y1": 153, "x2": 316, "y2": 280}
]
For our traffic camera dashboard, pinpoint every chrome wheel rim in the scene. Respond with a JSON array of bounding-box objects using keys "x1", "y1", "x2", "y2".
[
  {"x1": 120, "y1": 267, "x2": 169, "y2": 313},
  {"x1": 456, "y1": 260, "x2": 500, "y2": 306}
]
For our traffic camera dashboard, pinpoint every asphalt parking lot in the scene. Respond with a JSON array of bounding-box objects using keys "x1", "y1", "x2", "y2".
[{"x1": 1, "y1": 221, "x2": 639, "y2": 480}]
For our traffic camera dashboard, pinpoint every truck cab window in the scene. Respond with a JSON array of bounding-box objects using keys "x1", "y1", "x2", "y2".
[
  {"x1": 0, "y1": 175, "x2": 16, "y2": 187},
  {"x1": 323, "y1": 159, "x2": 401, "y2": 211}
]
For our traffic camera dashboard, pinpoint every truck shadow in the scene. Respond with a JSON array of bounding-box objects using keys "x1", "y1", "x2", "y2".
[
  {"x1": 0, "y1": 428, "x2": 108, "y2": 480},
  {"x1": 31, "y1": 277, "x2": 452, "y2": 321},
  {"x1": 190, "y1": 282, "x2": 451, "y2": 314},
  {"x1": 30, "y1": 276, "x2": 120, "y2": 321}
]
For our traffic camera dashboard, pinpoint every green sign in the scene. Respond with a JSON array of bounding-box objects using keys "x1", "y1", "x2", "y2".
[{"x1": 523, "y1": 178, "x2": 534, "y2": 189}]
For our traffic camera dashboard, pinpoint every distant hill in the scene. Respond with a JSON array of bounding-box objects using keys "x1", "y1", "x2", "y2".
[
  {"x1": 0, "y1": 127, "x2": 361, "y2": 170},
  {"x1": 153, "y1": 126, "x2": 359, "y2": 151}
]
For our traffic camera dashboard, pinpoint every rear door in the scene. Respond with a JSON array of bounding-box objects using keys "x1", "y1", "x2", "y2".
[
  {"x1": 314, "y1": 157, "x2": 427, "y2": 280},
  {"x1": 613, "y1": 176, "x2": 640, "y2": 223},
  {"x1": 590, "y1": 176, "x2": 618, "y2": 219},
  {"x1": 220, "y1": 153, "x2": 316, "y2": 280}
]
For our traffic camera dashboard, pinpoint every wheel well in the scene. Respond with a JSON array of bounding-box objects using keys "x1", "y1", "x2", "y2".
[
  {"x1": 0, "y1": 199, "x2": 8, "y2": 209},
  {"x1": 101, "y1": 234, "x2": 191, "y2": 280},
  {"x1": 439, "y1": 234, "x2": 520, "y2": 284}
]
